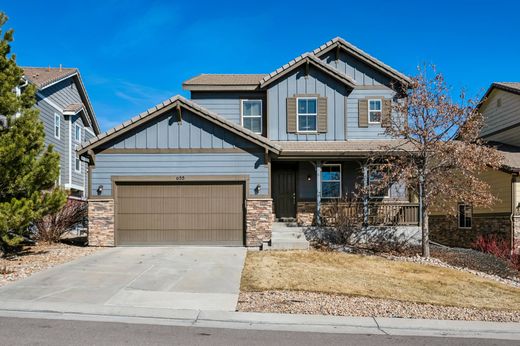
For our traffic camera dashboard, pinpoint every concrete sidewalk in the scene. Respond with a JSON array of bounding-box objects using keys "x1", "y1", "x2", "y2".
[{"x1": 0, "y1": 301, "x2": 518, "y2": 340}]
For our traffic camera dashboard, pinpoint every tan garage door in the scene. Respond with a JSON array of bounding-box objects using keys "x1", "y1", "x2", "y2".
[{"x1": 116, "y1": 182, "x2": 244, "y2": 246}]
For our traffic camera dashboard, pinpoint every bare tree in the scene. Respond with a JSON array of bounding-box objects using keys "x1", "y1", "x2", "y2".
[
  {"x1": 34, "y1": 198, "x2": 87, "y2": 243},
  {"x1": 374, "y1": 65, "x2": 503, "y2": 258}
]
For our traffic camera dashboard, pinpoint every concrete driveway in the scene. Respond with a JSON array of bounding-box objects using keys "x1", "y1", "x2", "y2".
[{"x1": 0, "y1": 247, "x2": 246, "y2": 311}]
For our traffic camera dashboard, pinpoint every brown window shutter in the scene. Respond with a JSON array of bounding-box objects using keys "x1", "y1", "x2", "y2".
[
  {"x1": 318, "y1": 97, "x2": 327, "y2": 133},
  {"x1": 286, "y1": 97, "x2": 297, "y2": 133},
  {"x1": 358, "y1": 99, "x2": 368, "y2": 128},
  {"x1": 382, "y1": 99, "x2": 392, "y2": 127}
]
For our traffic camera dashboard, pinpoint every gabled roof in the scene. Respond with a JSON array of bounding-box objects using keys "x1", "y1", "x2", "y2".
[
  {"x1": 183, "y1": 74, "x2": 266, "y2": 91},
  {"x1": 22, "y1": 67, "x2": 101, "y2": 134},
  {"x1": 182, "y1": 37, "x2": 408, "y2": 91},
  {"x1": 22, "y1": 67, "x2": 77, "y2": 89},
  {"x1": 479, "y1": 82, "x2": 520, "y2": 109},
  {"x1": 78, "y1": 95, "x2": 281, "y2": 156},
  {"x1": 259, "y1": 53, "x2": 356, "y2": 89},
  {"x1": 312, "y1": 37, "x2": 411, "y2": 86}
]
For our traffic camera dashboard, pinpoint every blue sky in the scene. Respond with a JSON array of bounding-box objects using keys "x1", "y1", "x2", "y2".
[{"x1": 3, "y1": 0, "x2": 519, "y2": 131}]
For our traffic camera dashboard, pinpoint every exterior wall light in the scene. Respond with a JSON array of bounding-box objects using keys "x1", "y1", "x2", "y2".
[
  {"x1": 97, "y1": 185, "x2": 103, "y2": 195},
  {"x1": 307, "y1": 175, "x2": 312, "y2": 181},
  {"x1": 255, "y1": 184, "x2": 261, "y2": 195}
]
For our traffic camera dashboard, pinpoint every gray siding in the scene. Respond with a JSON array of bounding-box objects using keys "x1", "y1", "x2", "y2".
[
  {"x1": 346, "y1": 88, "x2": 395, "y2": 139},
  {"x1": 92, "y1": 108, "x2": 268, "y2": 196},
  {"x1": 267, "y1": 66, "x2": 349, "y2": 141},
  {"x1": 191, "y1": 92, "x2": 260, "y2": 124},
  {"x1": 296, "y1": 161, "x2": 406, "y2": 201},
  {"x1": 38, "y1": 78, "x2": 82, "y2": 109},
  {"x1": 481, "y1": 89, "x2": 520, "y2": 146},
  {"x1": 91, "y1": 153, "x2": 268, "y2": 197},
  {"x1": 105, "y1": 108, "x2": 259, "y2": 150},
  {"x1": 35, "y1": 97, "x2": 68, "y2": 185},
  {"x1": 71, "y1": 114, "x2": 87, "y2": 189},
  {"x1": 320, "y1": 50, "x2": 392, "y2": 87}
]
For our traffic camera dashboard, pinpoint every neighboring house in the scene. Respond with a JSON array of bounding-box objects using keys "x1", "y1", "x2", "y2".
[
  {"x1": 430, "y1": 82, "x2": 520, "y2": 252},
  {"x1": 79, "y1": 37, "x2": 418, "y2": 248},
  {"x1": 21, "y1": 67, "x2": 100, "y2": 198}
]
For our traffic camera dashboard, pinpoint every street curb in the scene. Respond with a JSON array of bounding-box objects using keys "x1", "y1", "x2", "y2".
[{"x1": 0, "y1": 303, "x2": 519, "y2": 340}]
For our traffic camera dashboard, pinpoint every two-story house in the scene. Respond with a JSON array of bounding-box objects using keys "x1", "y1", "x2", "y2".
[
  {"x1": 430, "y1": 82, "x2": 520, "y2": 252},
  {"x1": 21, "y1": 67, "x2": 100, "y2": 198},
  {"x1": 78, "y1": 37, "x2": 418, "y2": 248}
]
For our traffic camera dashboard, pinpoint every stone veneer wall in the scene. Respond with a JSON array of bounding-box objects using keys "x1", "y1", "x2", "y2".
[
  {"x1": 246, "y1": 198, "x2": 274, "y2": 247},
  {"x1": 429, "y1": 213, "x2": 511, "y2": 248},
  {"x1": 513, "y1": 216, "x2": 520, "y2": 253},
  {"x1": 297, "y1": 201, "x2": 316, "y2": 226},
  {"x1": 88, "y1": 199, "x2": 115, "y2": 247}
]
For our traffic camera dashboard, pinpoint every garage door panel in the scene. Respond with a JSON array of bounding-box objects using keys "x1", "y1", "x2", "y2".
[{"x1": 116, "y1": 182, "x2": 244, "y2": 245}]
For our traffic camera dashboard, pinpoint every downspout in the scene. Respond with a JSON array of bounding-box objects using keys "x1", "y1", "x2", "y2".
[{"x1": 510, "y1": 173, "x2": 518, "y2": 254}]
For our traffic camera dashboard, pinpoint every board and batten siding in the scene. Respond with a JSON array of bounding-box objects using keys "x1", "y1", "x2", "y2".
[
  {"x1": 91, "y1": 108, "x2": 268, "y2": 196},
  {"x1": 70, "y1": 114, "x2": 88, "y2": 189},
  {"x1": 190, "y1": 92, "x2": 265, "y2": 124},
  {"x1": 480, "y1": 89, "x2": 520, "y2": 146},
  {"x1": 267, "y1": 66, "x2": 348, "y2": 141},
  {"x1": 319, "y1": 50, "x2": 393, "y2": 87},
  {"x1": 346, "y1": 88, "x2": 395, "y2": 139}
]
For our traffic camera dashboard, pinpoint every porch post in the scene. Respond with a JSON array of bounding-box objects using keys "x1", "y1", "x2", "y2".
[
  {"x1": 316, "y1": 161, "x2": 322, "y2": 226},
  {"x1": 362, "y1": 162, "x2": 369, "y2": 226}
]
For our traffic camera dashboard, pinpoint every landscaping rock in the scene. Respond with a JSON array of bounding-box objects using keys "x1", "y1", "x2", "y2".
[
  {"x1": 238, "y1": 290, "x2": 520, "y2": 322},
  {"x1": 0, "y1": 243, "x2": 102, "y2": 287}
]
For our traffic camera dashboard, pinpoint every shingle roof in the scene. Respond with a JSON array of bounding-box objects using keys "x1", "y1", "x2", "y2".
[
  {"x1": 63, "y1": 103, "x2": 84, "y2": 113},
  {"x1": 78, "y1": 95, "x2": 281, "y2": 155},
  {"x1": 487, "y1": 142, "x2": 520, "y2": 172},
  {"x1": 182, "y1": 36, "x2": 409, "y2": 91},
  {"x1": 22, "y1": 67, "x2": 77, "y2": 89},
  {"x1": 184, "y1": 74, "x2": 266, "y2": 86},
  {"x1": 273, "y1": 140, "x2": 414, "y2": 156},
  {"x1": 492, "y1": 82, "x2": 520, "y2": 95}
]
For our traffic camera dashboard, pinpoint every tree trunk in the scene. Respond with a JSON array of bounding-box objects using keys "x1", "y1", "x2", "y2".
[{"x1": 421, "y1": 207, "x2": 430, "y2": 258}]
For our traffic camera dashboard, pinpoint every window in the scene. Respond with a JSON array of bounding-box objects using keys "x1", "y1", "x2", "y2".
[
  {"x1": 368, "y1": 165, "x2": 389, "y2": 198},
  {"x1": 297, "y1": 97, "x2": 317, "y2": 132},
  {"x1": 368, "y1": 99, "x2": 382, "y2": 124},
  {"x1": 321, "y1": 164, "x2": 341, "y2": 198},
  {"x1": 54, "y1": 114, "x2": 60, "y2": 139},
  {"x1": 74, "y1": 123, "x2": 82, "y2": 142},
  {"x1": 458, "y1": 203, "x2": 472, "y2": 229},
  {"x1": 241, "y1": 100, "x2": 262, "y2": 134},
  {"x1": 74, "y1": 145, "x2": 81, "y2": 172}
]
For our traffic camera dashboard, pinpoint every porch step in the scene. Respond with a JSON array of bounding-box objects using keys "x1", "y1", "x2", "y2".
[{"x1": 269, "y1": 222, "x2": 309, "y2": 250}]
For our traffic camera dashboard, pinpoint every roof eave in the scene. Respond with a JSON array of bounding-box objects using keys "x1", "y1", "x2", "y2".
[{"x1": 182, "y1": 84, "x2": 260, "y2": 91}]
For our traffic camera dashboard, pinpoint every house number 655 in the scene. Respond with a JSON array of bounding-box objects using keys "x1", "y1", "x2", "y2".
[{"x1": 176, "y1": 176, "x2": 185, "y2": 181}]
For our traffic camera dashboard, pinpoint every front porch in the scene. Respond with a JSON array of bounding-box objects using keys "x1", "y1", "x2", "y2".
[{"x1": 271, "y1": 160, "x2": 419, "y2": 228}]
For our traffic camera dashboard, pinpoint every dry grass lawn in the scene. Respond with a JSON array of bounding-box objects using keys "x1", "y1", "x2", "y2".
[{"x1": 241, "y1": 250, "x2": 520, "y2": 311}]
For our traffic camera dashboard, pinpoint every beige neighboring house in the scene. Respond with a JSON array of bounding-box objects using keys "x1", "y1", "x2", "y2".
[{"x1": 430, "y1": 82, "x2": 520, "y2": 252}]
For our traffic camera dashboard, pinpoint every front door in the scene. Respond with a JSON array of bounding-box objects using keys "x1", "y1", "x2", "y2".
[{"x1": 272, "y1": 165, "x2": 296, "y2": 218}]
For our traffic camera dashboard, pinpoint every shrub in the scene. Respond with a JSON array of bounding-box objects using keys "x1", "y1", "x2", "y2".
[
  {"x1": 473, "y1": 234, "x2": 520, "y2": 271},
  {"x1": 34, "y1": 198, "x2": 87, "y2": 243}
]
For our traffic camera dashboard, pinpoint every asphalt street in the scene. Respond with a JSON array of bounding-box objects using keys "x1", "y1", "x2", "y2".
[{"x1": 0, "y1": 316, "x2": 516, "y2": 346}]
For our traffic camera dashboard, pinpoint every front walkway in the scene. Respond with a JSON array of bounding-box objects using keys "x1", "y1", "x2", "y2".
[{"x1": 0, "y1": 247, "x2": 246, "y2": 311}]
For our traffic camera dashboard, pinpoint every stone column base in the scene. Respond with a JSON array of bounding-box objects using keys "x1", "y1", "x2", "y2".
[
  {"x1": 246, "y1": 198, "x2": 273, "y2": 247},
  {"x1": 297, "y1": 201, "x2": 316, "y2": 226},
  {"x1": 513, "y1": 216, "x2": 520, "y2": 253},
  {"x1": 88, "y1": 199, "x2": 115, "y2": 247}
]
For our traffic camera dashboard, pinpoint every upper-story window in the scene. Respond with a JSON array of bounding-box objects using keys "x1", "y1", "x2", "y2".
[
  {"x1": 368, "y1": 99, "x2": 382, "y2": 124},
  {"x1": 297, "y1": 97, "x2": 317, "y2": 132},
  {"x1": 74, "y1": 123, "x2": 82, "y2": 142},
  {"x1": 54, "y1": 113, "x2": 60, "y2": 139},
  {"x1": 241, "y1": 100, "x2": 262, "y2": 134}
]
